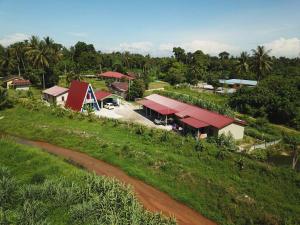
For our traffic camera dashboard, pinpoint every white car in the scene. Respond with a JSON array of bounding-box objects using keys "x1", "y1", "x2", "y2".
[{"x1": 104, "y1": 103, "x2": 114, "y2": 110}]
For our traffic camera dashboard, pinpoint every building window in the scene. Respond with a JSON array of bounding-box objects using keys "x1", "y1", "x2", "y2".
[{"x1": 62, "y1": 96, "x2": 65, "y2": 101}]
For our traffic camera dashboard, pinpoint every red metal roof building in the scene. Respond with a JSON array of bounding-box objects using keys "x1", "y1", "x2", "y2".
[
  {"x1": 94, "y1": 90, "x2": 112, "y2": 101},
  {"x1": 65, "y1": 80, "x2": 100, "y2": 112},
  {"x1": 99, "y1": 71, "x2": 134, "y2": 80},
  {"x1": 138, "y1": 94, "x2": 245, "y2": 139}
]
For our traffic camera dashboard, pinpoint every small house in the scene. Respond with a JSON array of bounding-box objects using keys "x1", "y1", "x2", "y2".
[
  {"x1": 11, "y1": 79, "x2": 31, "y2": 90},
  {"x1": 65, "y1": 80, "x2": 100, "y2": 112},
  {"x1": 42, "y1": 86, "x2": 69, "y2": 106},
  {"x1": 110, "y1": 82, "x2": 128, "y2": 98},
  {"x1": 98, "y1": 71, "x2": 134, "y2": 81}
]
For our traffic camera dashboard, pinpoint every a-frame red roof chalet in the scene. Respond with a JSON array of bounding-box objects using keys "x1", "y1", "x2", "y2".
[{"x1": 65, "y1": 80, "x2": 100, "y2": 112}]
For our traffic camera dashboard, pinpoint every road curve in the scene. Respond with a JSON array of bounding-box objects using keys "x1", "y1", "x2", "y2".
[{"x1": 16, "y1": 137, "x2": 216, "y2": 225}]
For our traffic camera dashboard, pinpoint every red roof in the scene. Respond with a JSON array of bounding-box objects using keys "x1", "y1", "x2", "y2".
[
  {"x1": 100, "y1": 71, "x2": 134, "y2": 80},
  {"x1": 143, "y1": 94, "x2": 236, "y2": 129},
  {"x1": 12, "y1": 79, "x2": 31, "y2": 86},
  {"x1": 137, "y1": 99, "x2": 177, "y2": 115},
  {"x1": 111, "y1": 82, "x2": 129, "y2": 92},
  {"x1": 180, "y1": 117, "x2": 209, "y2": 129},
  {"x1": 42, "y1": 86, "x2": 69, "y2": 97},
  {"x1": 95, "y1": 90, "x2": 112, "y2": 101},
  {"x1": 65, "y1": 80, "x2": 89, "y2": 111}
]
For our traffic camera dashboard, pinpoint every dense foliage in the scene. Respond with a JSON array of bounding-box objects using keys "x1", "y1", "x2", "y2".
[
  {"x1": 0, "y1": 138, "x2": 176, "y2": 225},
  {"x1": 230, "y1": 76, "x2": 300, "y2": 129}
]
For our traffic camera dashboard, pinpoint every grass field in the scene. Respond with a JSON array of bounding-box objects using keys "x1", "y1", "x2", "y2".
[
  {"x1": 0, "y1": 137, "x2": 175, "y2": 224},
  {"x1": 0, "y1": 101, "x2": 299, "y2": 225},
  {"x1": 148, "y1": 81, "x2": 170, "y2": 90},
  {"x1": 58, "y1": 76, "x2": 108, "y2": 91}
]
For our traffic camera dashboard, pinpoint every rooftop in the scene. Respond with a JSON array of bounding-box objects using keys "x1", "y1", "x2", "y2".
[
  {"x1": 95, "y1": 90, "x2": 112, "y2": 101},
  {"x1": 99, "y1": 71, "x2": 134, "y2": 80},
  {"x1": 42, "y1": 86, "x2": 69, "y2": 97},
  {"x1": 111, "y1": 82, "x2": 129, "y2": 92},
  {"x1": 141, "y1": 94, "x2": 242, "y2": 129},
  {"x1": 219, "y1": 79, "x2": 257, "y2": 86}
]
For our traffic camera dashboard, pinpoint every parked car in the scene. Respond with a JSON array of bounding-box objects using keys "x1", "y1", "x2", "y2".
[
  {"x1": 104, "y1": 103, "x2": 114, "y2": 110},
  {"x1": 154, "y1": 118, "x2": 166, "y2": 125}
]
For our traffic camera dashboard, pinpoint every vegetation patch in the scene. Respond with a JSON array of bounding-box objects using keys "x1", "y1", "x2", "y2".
[
  {"x1": 0, "y1": 102, "x2": 299, "y2": 225},
  {"x1": 0, "y1": 138, "x2": 176, "y2": 225}
]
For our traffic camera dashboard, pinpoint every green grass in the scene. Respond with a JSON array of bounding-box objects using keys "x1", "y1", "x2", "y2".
[
  {"x1": 0, "y1": 102, "x2": 299, "y2": 225},
  {"x1": 58, "y1": 77, "x2": 108, "y2": 91},
  {"x1": 148, "y1": 81, "x2": 170, "y2": 90},
  {"x1": 0, "y1": 137, "x2": 175, "y2": 225}
]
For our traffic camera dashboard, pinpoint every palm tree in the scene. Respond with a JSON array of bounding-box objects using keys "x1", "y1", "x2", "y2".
[
  {"x1": 236, "y1": 51, "x2": 250, "y2": 76},
  {"x1": 251, "y1": 46, "x2": 273, "y2": 80},
  {"x1": 66, "y1": 71, "x2": 82, "y2": 85},
  {"x1": 0, "y1": 49, "x2": 15, "y2": 76},
  {"x1": 25, "y1": 36, "x2": 62, "y2": 89},
  {"x1": 26, "y1": 41, "x2": 51, "y2": 89},
  {"x1": 10, "y1": 42, "x2": 27, "y2": 76}
]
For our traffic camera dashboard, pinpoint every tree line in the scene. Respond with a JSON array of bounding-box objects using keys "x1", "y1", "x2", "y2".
[{"x1": 0, "y1": 35, "x2": 299, "y2": 129}]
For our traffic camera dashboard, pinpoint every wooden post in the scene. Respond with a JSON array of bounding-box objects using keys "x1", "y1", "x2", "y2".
[{"x1": 165, "y1": 115, "x2": 168, "y2": 125}]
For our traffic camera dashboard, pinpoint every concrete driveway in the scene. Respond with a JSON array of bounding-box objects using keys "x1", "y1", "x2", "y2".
[{"x1": 95, "y1": 101, "x2": 171, "y2": 130}]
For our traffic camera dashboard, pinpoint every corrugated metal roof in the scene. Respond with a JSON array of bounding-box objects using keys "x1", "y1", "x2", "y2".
[
  {"x1": 180, "y1": 117, "x2": 209, "y2": 129},
  {"x1": 65, "y1": 80, "x2": 89, "y2": 111},
  {"x1": 219, "y1": 79, "x2": 257, "y2": 86},
  {"x1": 42, "y1": 86, "x2": 69, "y2": 97},
  {"x1": 111, "y1": 82, "x2": 128, "y2": 92},
  {"x1": 144, "y1": 94, "x2": 235, "y2": 129},
  {"x1": 100, "y1": 71, "x2": 134, "y2": 80},
  {"x1": 95, "y1": 90, "x2": 112, "y2": 100},
  {"x1": 137, "y1": 99, "x2": 177, "y2": 115}
]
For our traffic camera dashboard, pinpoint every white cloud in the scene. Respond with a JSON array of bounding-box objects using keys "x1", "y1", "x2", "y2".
[
  {"x1": 0, "y1": 33, "x2": 29, "y2": 46},
  {"x1": 67, "y1": 32, "x2": 88, "y2": 38},
  {"x1": 114, "y1": 41, "x2": 153, "y2": 54},
  {"x1": 264, "y1": 38, "x2": 300, "y2": 58}
]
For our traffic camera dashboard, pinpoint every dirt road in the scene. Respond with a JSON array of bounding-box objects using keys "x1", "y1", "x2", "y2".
[{"x1": 16, "y1": 138, "x2": 216, "y2": 225}]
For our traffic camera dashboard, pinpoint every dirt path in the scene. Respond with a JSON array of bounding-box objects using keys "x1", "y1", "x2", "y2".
[{"x1": 16, "y1": 137, "x2": 216, "y2": 225}]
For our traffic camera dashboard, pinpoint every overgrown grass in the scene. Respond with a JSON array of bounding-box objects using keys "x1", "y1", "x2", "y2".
[
  {"x1": 0, "y1": 101, "x2": 299, "y2": 225},
  {"x1": 58, "y1": 77, "x2": 108, "y2": 90},
  {"x1": 148, "y1": 81, "x2": 170, "y2": 90},
  {"x1": 0, "y1": 137, "x2": 176, "y2": 225}
]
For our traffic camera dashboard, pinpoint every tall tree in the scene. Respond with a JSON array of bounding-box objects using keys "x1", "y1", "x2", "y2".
[
  {"x1": 173, "y1": 47, "x2": 186, "y2": 63},
  {"x1": 236, "y1": 51, "x2": 250, "y2": 75},
  {"x1": 251, "y1": 46, "x2": 273, "y2": 80},
  {"x1": 218, "y1": 51, "x2": 230, "y2": 60},
  {"x1": 283, "y1": 133, "x2": 300, "y2": 170}
]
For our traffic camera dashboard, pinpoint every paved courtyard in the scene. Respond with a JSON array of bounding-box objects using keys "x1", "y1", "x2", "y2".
[{"x1": 94, "y1": 101, "x2": 172, "y2": 130}]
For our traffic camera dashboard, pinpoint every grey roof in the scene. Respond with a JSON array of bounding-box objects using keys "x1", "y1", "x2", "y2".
[{"x1": 219, "y1": 79, "x2": 257, "y2": 86}]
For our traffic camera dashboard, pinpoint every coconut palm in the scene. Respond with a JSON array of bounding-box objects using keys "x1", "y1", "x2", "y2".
[
  {"x1": 26, "y1": 36, "x2": 62, "y2": 89},
  {"x1": 0, "y1": 49, "x2": 16, "y2": 76},
  {"x1": 66, "y1": 71, "x2": 82, "y2": 85},
  {"x1": 10, "y1": 42, "x2": 27, "y2": 76},
  {"x1": 26, "y1": 41, "x2": 51, "y2": 89},
  {"x1": 236, "y1": 51, "x2": 250, "y2": 75},
  {"x1": 251, "y1": 46, "x2": 273, "y2": 80}
]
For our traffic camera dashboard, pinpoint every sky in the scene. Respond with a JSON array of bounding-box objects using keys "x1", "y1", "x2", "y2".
[{"x1": 0, "y1": 0, "x2": 300, "y2": 57}]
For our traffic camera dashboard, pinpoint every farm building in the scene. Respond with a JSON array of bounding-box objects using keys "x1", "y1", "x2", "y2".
[
  {"x1": 110, "y1": 82, "x2": 128, "y2": 98},
  {"x1": 65, "y1": 80, "x2": 100, "y2": 112},
  {"x1": 42, "y1": 86, "x2": 69, "y2": 106},
  {"x1": 11, "y1": 79, "x2": 31, "y2": 90},
  {"x1": 138, "y1": 94, "x2": 245, "y2": 140},
  {"x1": 98, "y1": 71, "x2": 134, "y2": 81},
  {"x1": 219, "y1": 79, "x2": 257, "y2": 88},
  {"x1": 2, "y1": 76, "x2": 31, "y2": 90}
]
